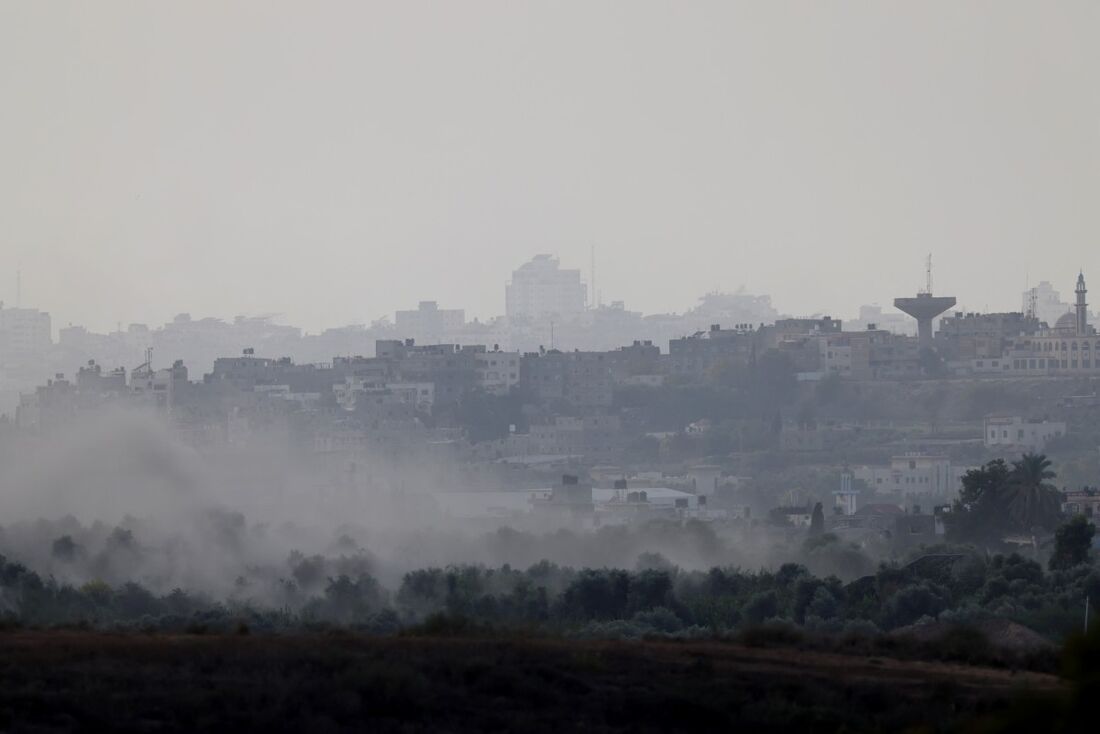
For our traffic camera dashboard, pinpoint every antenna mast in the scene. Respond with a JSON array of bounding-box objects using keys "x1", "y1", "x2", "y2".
[
  {"x1": 590, "y1": 244, "x2": 597, "y2": 309},
  {"x1": 921, "y1": 254, "x2": 933, "y2": 295}
]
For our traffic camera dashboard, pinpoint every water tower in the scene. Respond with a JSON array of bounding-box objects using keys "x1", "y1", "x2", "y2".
[{"x1": 894, "y1": 255, "x2": 955, "y2": 350}]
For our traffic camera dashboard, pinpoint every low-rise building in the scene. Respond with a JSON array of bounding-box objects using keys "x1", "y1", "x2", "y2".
[
  {"x1": 854, "y1": 454, "x2": 969, "y2": 497},
  {"x1": 984, "y1": 416, "x2": 1066, "y2": 452},
  {"x1": 1062, "y1": 489, "x2": 1100, "y2": 518}
]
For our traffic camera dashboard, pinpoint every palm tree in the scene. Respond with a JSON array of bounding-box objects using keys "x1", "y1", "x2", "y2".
[{"x1": 1006, "y1": 453, "x2": 1063, "y2": 531}]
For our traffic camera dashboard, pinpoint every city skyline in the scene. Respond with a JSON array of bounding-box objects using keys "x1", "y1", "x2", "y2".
[
  {"x1": 2, "y1": 3, "x2": 1097, "y2": 333},
  {"x1": 2, "y1": 254, "x2": 1094, "y2": 338}
]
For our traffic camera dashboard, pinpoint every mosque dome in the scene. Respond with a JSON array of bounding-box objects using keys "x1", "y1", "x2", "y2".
[{"x1": 1054, "y1": 312, "x2": 1077, "y2": 331}]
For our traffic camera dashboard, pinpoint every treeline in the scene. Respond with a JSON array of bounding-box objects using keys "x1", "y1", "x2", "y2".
[{"x1": 2, "y1": 542, "x2": 1096, "y2": 641}]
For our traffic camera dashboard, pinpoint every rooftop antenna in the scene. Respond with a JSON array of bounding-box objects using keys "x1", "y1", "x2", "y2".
[
  {"x1": 919, "y1": 253, "x2": 933, "y2": 296},
  {"x1": 590, "y1": 244, "x2": 597, "y2": 309},
  {"x1": 15, "y1": 263, "x2": 22, "y2": 308}
]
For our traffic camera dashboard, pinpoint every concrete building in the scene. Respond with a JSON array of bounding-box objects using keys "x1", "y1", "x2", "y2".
[
  {"x1": 131, "y1": 359, "x2": 190, "y2": 411},
  {"x1": 1021, "y1": 279, "x2": 1091, "y2": 328},
  {"x1": 394, "y1": 301, "x2": 465, "y2": 344},
  {"x1": 999, "y1": 274, "x2": 1099, "y2": 376},
  {"x1": 75, "y1": 360, "x2": 127, "y2": 395},
  {"x1": 1062, "y1": 489, "x2": 1100, "y2": 519},
  {"x1": 521, "y1": 415, "x2": 622, "y2": 460},
  {"x1": 475, "y1": 348, "x2": 520, "y2": 394},
  {"x1": 936, "y1": 311, "x2": 1041, "y2": 361},
  {"x1": 854, "y1": 454, "x2": 969, "y2": 497},
  {"x1": 505, "y1": 255, "x2": 587, "y2": 321},
  {"x1": 373, "y1": 340, "x2": 480, "y2": 406},
  {"x1": 604, "y1": 340, "x2": 662, "y2": 384},
  {"x1": 815, "y1": 328, "x2": 921, "y2": 380},
  {"x1": 846, "y1": 305, "x2": 915, "y2": 335},
  {"x1": 667, "y1": 324, "x2": 763, "y2": 381},
  {"x1": 520, "y1": 349, "x2": 614, "y2": 408},
  {"x1": 0, "y1": 305, "x2": 52, "y2": 355},
  {"x1": 984, "y1": 416, "x2": 1066, "y2": 452},
  {"x1": 531, "y1": 474, "x2": 596, "y2": 525}
]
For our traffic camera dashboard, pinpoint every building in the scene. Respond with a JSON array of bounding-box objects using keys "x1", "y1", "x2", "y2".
[
  {"x1": 1000, "y1": 274, "x2": 1098, "y2": 376},
  {"x1": 505, "y1": 255, "x2": 587, "y2": 321},
  {"x1": 854, "y1": 454, "x2": 969, "y2": 497},
  {"x1": 1062, "y1": 489, "x2": 1100, "y2": 519},
  {"x1": 667, "y1": 324, "x2": 763, "y2": 381},
  {"x1": 520, "y1": 349, "x2": 614, "y2": 408},
  {"x1": 518, "y1": 415, "x2": 622, "y2": 460},
  {"x1": 936, "y1": 311, "x2": 1041, "y2": 361},
  {"x1": 0, "y1": 305, "x2": 52, "y2": 355},
  {"x1": 531, "y1": 474, "x2": 596, "y2": 525},
  {"x1": 817, "y1": 328, "x2": 921, "y2": 380},
  {"x1": 984, "y1": 416, "x2": 1066, "y2": 452},
  {"x1": 1022, "y1": 280, "x2": 1085, "y2": 328},
  {"x1": 604, "y1": 340, "x2": 662, "y2": 383},
  {"x1": 475, "y1": 348, "x2": 520, "y2": 394},
  {"x1": 373, "y1": 340, "x2": 481, "y2": 406},
  {"x1": 394, "y1": 301, "x2": 465, "y2": 345},
  {"x1": 130, "y1": 359, "x2": 190, "y2": 411},
  {"x1": 846, "y1": 305, "x2": 915, "y2": 335}
]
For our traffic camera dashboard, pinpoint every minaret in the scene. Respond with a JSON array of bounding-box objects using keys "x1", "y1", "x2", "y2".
[{"x1": 1076, "y1": 272, "x2": 1088, "y2": 336}]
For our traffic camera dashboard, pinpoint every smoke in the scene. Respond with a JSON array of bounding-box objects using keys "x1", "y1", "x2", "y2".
[{"x1": 0, "y1": 406, "x2": 879, "y2": 607}]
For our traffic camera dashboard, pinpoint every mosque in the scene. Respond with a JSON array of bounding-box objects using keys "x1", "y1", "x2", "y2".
[{"x1": 1005, "y1": 272, "x2": 1098, "y2": 375}]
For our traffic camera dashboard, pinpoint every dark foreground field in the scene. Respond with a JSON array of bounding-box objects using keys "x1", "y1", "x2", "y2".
[{"x1": 0, "y1": 631, "x2": 1067, "y2": 733}]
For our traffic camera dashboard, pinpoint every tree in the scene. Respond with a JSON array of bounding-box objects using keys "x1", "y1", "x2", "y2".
[
  {"x1": 809, "y1": 502, "x2": 825, "y2": 536},
  {"x1": 945, "y1": 459, "x2": 1011, "y2": 543},
  {"x1": 918, "y1": 348, "x2": 948, "y2": 378},
  {"x1": 51, "y1": 535, "x2": 80, "y2": 563},
  {"x1": 1049, "y1": 515, "x2": 1096, "y2": 570},
  {"x1": 1005, "y1": 453, "x2": 1063, "y2": 532}
]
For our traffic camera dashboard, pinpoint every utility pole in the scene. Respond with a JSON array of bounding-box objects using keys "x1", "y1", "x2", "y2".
[{"x1": 1086, "y1": 595, "x2": 1091, "y2": 635}]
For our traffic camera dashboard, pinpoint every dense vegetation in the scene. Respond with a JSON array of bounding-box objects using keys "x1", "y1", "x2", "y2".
[{"x1": 2, "y1": 536, "x2": 1095, "y2": 643}]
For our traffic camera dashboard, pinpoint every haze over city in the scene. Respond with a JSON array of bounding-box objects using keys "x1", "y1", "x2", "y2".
[
  {"x1": 2, "y1": 1, "x2": 1097, "y2": 333},
  {"x1": 2, "y1": 4, "x2": 1100, "y2": 732}
]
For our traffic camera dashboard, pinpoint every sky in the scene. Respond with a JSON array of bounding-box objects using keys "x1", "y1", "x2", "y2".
[{"x1": 1, "y1": 1, "x2": 1097, "y2": 334}]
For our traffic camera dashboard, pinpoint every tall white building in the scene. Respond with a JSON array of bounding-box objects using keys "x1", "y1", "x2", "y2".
[
  {"x1": 0, "y1": 304, "x2": 52, "y2": 355},
  {"x1": 505, "y1": 255, "x2": 587, "y2": 321},
  {"x1": 1021, "y1": 279, "x2": 1094, "y2": 328}
]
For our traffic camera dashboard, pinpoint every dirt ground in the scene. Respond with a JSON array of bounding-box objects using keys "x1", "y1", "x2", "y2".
[{"x1": 0, "y1": 631, "x2": 1065, "y2": 732}]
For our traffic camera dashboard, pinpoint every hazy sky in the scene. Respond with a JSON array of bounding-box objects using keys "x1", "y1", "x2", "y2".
[{"x1": 1, "y1": 1, "x2": 1097, "y2": 333}]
